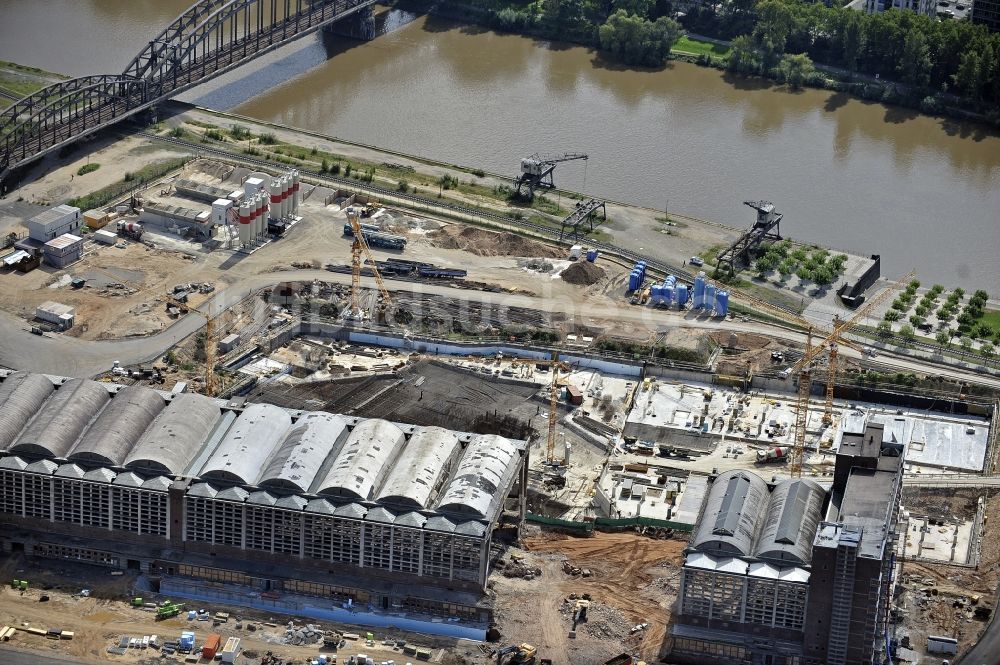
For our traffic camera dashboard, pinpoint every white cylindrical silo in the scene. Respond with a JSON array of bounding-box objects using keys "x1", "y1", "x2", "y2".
[
  {"x1": 253, "y1": 193, "x2": 264, "y2": 240},
  {"x1": 281, "y1": 174, "x2": 291, "y2": 220},
  {"x1": 238, "y1": 200, "x2": 252, "y2": 246},
  {"x1": 269, "y1": 179, "x2": 282, "y2": 221},
  {"x1": 291, "y1": 170, "x2": 300, "y2": 213},
  {"x1": 258, "y1": 193, "x2": 268, "y2": 239}
]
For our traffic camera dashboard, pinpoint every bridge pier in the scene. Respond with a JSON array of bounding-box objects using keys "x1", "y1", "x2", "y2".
[{"x1": 324, "y1": 6, "x2": 376, "y2": 41}]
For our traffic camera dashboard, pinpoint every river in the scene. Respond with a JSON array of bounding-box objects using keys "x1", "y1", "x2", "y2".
[{"x1": 1, "y1": 0, "x2": 998, "y2": 289}]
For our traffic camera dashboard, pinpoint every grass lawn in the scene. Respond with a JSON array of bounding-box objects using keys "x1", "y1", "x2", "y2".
[
  {"x1": 980, "y1": 309, "x2": 1000, "y2": 335},
  {"x1": 673, "y1": 36, "x2": 732, "y2": 59}
]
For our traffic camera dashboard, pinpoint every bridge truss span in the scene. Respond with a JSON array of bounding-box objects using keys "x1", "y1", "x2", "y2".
[{"x1": 0, "y1": 0, "x2": 374, "y2": 182}]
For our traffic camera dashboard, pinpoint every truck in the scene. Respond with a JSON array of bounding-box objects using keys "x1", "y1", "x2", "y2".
[
  {"x1": 116, "y1": 220, "x2": 143, "y2": 240},
  {"x1": 756, "y1": 446, "x2": 788, "y2": 464},
  {"x1": 155, "y1": 600, "x2": 185, "y2": 620}
]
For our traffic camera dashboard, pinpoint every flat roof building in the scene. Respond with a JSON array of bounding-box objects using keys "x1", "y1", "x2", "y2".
[{"x1": 27, "y1": 204, "x2": 81, "y2": 243}]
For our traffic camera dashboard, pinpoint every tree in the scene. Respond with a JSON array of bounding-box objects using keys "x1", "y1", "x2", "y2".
[
  {"x1": 876, "y1": 321, "x2": 893, "y2": 338},
  {"x1": 959, "y1": 336, "x2": 973, "y2": 352},
  {"x1": 899, "y1": 30, "x2": 932, "y2": 89},
  {"x1": 840, "y1": 11, "x2": 863, "y2": 74},
  {"x1": 728, "y1": 35, "x2": 761, "y2": 74},
  {"x1": 884, "y1": 310, "x2": 901, "y2": 322},
  {"x1": 613, "y1": 0, "x2": 655, "y2": 16},
  {"x1": 779, "y1": 53, "x2": 814, "y2": 90},
  {"x1": 935, "y1": 330, "x2": 951, "y2": 347},
  {"x1": 752, "y1": 0, "x2": 794, "y2": 68},
  {"x1": 976, "y1": 323, "x2": 994, "y2": 339},
  {"x1": 981, "y1": 342, "x2": 996, "y2": 361},
  {"x1": 909, "y1": 315, "x2": 925, "y2": 327},
  {"x1": 598, "y1": 11, "x2": 681, "y2": 66},
  {"x1": 899, "y1": 324, "x2": 916, "y2": 345}
]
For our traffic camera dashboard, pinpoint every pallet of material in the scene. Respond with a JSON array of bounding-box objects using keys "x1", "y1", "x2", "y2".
[
  {"x1": 23, "y1": 627, "x2": 47, "y2": 636},
  {"x1": 0, "y1": 625, "x2": 15, "y2": 640}
]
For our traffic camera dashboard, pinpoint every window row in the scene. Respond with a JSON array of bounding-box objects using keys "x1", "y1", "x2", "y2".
[
  {"x1": 182, "y1": 497, "x2": 486, "y2": 582},
  {"x1": 0, "y1": 473, "x2": 168, "y2": 536}
]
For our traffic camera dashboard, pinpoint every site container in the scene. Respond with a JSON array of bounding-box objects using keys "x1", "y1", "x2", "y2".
[{"x1": 202, "y1": 633, "x2": 221, "y2": 659}]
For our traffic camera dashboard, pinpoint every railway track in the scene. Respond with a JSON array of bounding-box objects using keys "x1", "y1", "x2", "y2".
[{"x1": 142, "y1": 132, "x2": 723, "y2": 296}]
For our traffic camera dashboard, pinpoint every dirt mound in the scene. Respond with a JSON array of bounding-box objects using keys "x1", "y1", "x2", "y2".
[
  {"x1": 429, "y1": 225, "x2": 562, "y2": 258},
  {"x1": 561, "y1": 261, "x2": 605, "y2": 286}
]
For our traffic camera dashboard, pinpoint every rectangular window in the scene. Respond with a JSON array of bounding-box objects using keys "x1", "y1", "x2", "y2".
[{"x1": 22, "y1": 474, "x2": 50, "y2": 519}]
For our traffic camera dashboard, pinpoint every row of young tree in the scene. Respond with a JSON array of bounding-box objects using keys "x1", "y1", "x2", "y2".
[{"x1": 684, "y1": 0, "x2": 1000, "y2": 109}]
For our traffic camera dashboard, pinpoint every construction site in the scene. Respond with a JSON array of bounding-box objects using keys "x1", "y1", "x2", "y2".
[{"x1": 0, "y1": 135, "x2": 999, "y2": 665}]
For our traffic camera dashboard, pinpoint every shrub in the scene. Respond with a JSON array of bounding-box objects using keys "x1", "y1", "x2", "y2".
[
  {"x1": 397, "y1": 180, "x2": 409, "y2": 193},
  {"x1": 259, "y1": 132, "x2": 278, "y2": 145},
  {"x1": 884, "y1": 310, "x2": 901, "y2": 322},
  {"x1": 230, "y1": 124, "x2": 251, "y2": 140},
  {"x1": 76, "y1": 163, "x2": 100, "y2": 176},
  {"x1": 204, "y1": 129, "x2": 225, "y2": 141},
  {"x1": 471, "y1": 168, "x2": 486, "y2": 178},
  {"x1": 330, "y1": 162, "x2": 341, "y2": 175}
]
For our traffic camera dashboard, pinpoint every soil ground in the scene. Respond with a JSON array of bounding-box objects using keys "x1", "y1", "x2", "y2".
[
  {"x1": 897, "y1": 490, "x2": 1000, "y2": 660},
  {"x1": 479, "y1": 531, "x2": 686, "y2": 665},
  {"x1": 0, "y1": 554, "x2": 457, "y2": 665}
]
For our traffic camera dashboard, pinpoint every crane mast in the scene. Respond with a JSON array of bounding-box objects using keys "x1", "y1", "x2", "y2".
[
  {"x1": 345, "y1": 209, "x2": 393, "y2": 320},
  {"x1": 511, "y1": 355, "x2": 571, "y2": 466}
]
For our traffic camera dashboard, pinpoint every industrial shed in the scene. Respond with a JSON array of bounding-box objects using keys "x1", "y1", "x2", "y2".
[{"x1": 0, "y1": 371, "x2": 526, "y2": 622}]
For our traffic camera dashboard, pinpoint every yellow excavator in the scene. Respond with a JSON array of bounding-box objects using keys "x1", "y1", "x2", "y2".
[{"x1": 497, "y1": 643, "x2": 538, "y2": 664}]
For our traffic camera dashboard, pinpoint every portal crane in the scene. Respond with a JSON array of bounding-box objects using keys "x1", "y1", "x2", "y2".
[
  {"x1": 345, "y1": 208, "x2": 393, "y2": 319},
  {"x1": 514, "y1": 153, "x2": 588, "y2": 199},
  {"x1": 164, "y1": 294, "x2": 219, "y2": 397},
  {"x1": 786, "y1": 271, "x2": 914, "y2": 475},
  {"x1": 511, "y1": 355, "x2": 571, "y2": 466}
]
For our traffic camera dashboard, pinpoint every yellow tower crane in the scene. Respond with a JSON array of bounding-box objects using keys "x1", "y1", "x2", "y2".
[
  {"x1": 785, "y1": 271, "x2": 914, "y2": 475},
  {"x1": 164, "y1": 294, "x2": 221, "y2": 397},
  {"x1": 346, "y1": 208, "x2": 392, "y2": 319},
  {"x1": 511, "y1": 355, "x2": 571, "y2": 466}
]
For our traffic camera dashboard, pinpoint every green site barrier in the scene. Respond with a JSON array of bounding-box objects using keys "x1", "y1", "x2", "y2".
[
  {"x1": 593, "y1": 516, "x2": 694, "y2": 532},
  {"x1": 524, "y1": 513, "x2": 594, "y2": 533},
  {"x1": 526, "y1": 512, "x2": 694, "y2": 534}
]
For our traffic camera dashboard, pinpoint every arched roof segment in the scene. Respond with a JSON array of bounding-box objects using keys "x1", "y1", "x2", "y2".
[
  {"x1": 753, "y1": 478, "x2": 826, "y2": 565},
  {"x1": 125, "y1": 392, "x2": 220, "y2": 475},
  {"x1": 12, "y1": 378, "x2": 110, "y2": 459},
  {"x1": 315, "y1": 419, "x2": 405, "y2": 500},
  {"x1": 436, "y1": 434, "x2": 521, "y2": 520},
  {"x1": 0, "y1": 372, "x2": 54, "y2": 448},
  {"x1": 690, "y1": 470, "x2": 770, "y2": 557},
  {"x1": 259, "y1": 412, "x2": 348, "y2": 494},
  {"x1": 199, "y1": 403, "x2": 290, "y2": 485},
  {"x1": 377, "y1": 427, "x2": 462, "y2": 509},
  {"x1": 69, "y1": 386, "x2": 166, "y2": 467}
]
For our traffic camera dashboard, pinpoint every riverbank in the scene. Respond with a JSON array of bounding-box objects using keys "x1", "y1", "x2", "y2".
[{"x1": 394, "y1": 0, "x2": 1000, "y2": 130}]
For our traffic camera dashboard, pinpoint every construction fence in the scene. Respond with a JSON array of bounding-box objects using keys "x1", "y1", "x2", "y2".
[{"x1": 525, "y1": 513, "x2": 694, "y2": 535}]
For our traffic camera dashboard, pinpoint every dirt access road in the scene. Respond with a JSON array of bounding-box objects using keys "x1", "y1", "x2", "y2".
[{"x1": 487, "y1": 531, "x2": 685, "y2": 665}]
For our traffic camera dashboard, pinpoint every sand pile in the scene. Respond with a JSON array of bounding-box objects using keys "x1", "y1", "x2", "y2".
[
  {"x1": 561, "y1": 261, "x2": 606, "y2": 286},
  {"x1": 429, "y1": 225, "x2": 562, "y2": 257}
]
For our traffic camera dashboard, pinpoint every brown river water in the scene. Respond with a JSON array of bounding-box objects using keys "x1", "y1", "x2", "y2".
[{"x1": 1, "y1": 0, "x2": 998, "y2": 289}]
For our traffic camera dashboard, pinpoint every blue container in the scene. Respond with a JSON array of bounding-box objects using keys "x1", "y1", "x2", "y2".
[
  {"x1": 716, "y1": 290, "x2": 730, "y2": 317},
  {"x1": 677, "y1": 284, "x2": 689, "y2": 305},
  {"x1": 663, "y1": 286, "x2": 674, "y2": 305},
  {"x1": 586, "y1": 250, "x2": 598, "y2": 262},
  {"x1": 650, "y1": 284, "x2": 661, "y2": 304},
  {"x1": 693, "y1": 273, "x2": 706, "y2": 308},
  {"x1": 705, "y1": 283, "x2": 717, "y2": 312}
]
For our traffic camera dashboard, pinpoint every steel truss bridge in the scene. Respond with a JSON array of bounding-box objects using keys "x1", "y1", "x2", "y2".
[{"x1": 0, "y1": 0, "x2": 374, "y2": 185}]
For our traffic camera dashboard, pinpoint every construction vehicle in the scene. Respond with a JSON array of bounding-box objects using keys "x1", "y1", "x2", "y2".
[
  {"x1": 511, "y1": 355, "x2": 571, "y2": 468},
  {"x1": 497, "y1": 643, "x2": 537, "y2": 664},
  {"x1": 755, "y1": 446, "x2": 789, "y2": 464},
  {"x1": 155, "y1": 600, "x2": 185, "y2": 620},
  {"x1": 116, "y1": 220, "x2": 143, "y2": 240},
  {"x1": 513, "y1": 153, "x2": 587, "y2": 199},
  {"x1": 345, "y1": 209, "x2": 393, "y2": 320}
]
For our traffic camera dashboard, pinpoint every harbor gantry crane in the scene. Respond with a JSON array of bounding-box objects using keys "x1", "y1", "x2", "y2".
[
  {"x1": 785, "y1": 271, "x2": 914, "y2": 475},
  {"x1": 513, "y1": 153, "x2": 588, "y2": 200},
  {"x1": 511, "y1": 355, "x2": 571, "y2": 467},
  {"x1": 164, "y1": 294, "x2": 219, "y2": 397},
  {"x1": 345, "y1": 208, "x2": 393, "y2": 320}
]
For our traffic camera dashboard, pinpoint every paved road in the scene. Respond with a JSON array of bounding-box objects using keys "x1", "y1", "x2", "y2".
[{"x1": 1, "y1": 268, "x2": 998, "y2": 390}]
